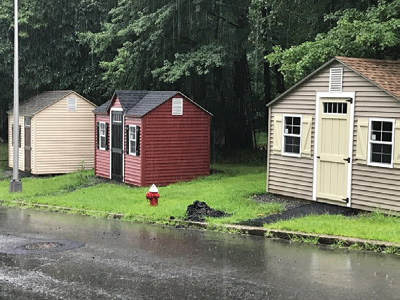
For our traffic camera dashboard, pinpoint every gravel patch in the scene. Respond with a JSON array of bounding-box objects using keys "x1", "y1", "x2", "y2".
[{"x1": 240, "y1": 193, "x2": 360, "y2": 227}]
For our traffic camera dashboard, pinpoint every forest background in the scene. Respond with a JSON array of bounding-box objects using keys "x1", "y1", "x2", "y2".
[{"x1": 0, "y1": 0, "x2": 398, "y2": 148}]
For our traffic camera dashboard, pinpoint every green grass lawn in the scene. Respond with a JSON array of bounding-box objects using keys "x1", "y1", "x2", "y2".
[
  {"x1": 266, "y1": 212, "x2": 400, "y2": 244},
  {"x1": 0, "y1": 147, "x2": 398, "y2": 246},
  {"x1": 0, "y1": 163, "x2": 282, "y2": 224}
]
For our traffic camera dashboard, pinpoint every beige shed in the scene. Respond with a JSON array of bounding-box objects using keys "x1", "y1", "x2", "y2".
[
  {"x1": 266, "y1": 57, "x2": 400, "y2": 214},
  {"x1": 8, "y1": 90, "x2": 96, "y2": 174}
]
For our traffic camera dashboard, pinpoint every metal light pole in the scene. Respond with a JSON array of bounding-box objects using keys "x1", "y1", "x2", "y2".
[{"x1": 9, "y1": 0, "x2": 22, "y2": 192}]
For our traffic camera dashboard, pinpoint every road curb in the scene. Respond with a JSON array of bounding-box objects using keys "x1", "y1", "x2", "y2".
[
  {"x1": 185, "y1": 221, "x2": 400, "y2": 253},
  {"x1": 1, "y1": 200, "x2": 399, "y2": 254}
]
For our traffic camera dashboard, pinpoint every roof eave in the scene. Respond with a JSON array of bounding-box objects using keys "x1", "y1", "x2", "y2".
[{"x1": 335, "y1": 57, "x2": 400, "y2": 101}]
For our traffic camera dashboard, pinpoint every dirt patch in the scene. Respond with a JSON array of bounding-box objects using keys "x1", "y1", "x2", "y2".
[{"x1": 185, "y1": 201, "x2": 231, "y2": 222}]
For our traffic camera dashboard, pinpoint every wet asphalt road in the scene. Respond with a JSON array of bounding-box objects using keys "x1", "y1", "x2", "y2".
[{"x1": 0, "y1": 207, "x2": 399, "y2": 300}]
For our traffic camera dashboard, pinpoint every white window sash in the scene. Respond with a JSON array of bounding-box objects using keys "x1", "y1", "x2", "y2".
[
  {"x1": 129, "y1": 125, "x2": 137, "y2": 156},
  {"x1": 99, "y1": 122, "x2": 106, "y2": 150},
  {"x1": 282, "y1": 114, "x2": 302, "y2": 157},
  {"x1": 367, "y1": 118, "x2": 395, "y2": 168}
]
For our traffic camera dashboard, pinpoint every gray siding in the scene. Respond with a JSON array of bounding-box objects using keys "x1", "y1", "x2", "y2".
[
  {"x1": 267, "y1": 68, "x2": 325, "y2": 200},
  {"x1": 350, "y1": 73, "x2": 400, "y2": 212},
  {"x1": 268, "y1": 60, "x2": 400, "y2": 213}
]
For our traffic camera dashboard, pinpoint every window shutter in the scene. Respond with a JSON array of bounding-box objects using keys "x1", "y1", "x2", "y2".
[
  {"x1": 136, "y1": 126, "x2": 140, "y2": 156},
  {"x1": 329, "y1": 68, "x2": 343, "y2": 92},
  {"x1": 393, "y1": 120, "x2": 400, "y2": 168},
  {"x1": 272, "y1": 114, "x2": 283, "y2": 154},
  {"x1": 96, "y1": 122, "x2": 100, "y2": 150},
  {"x1": 301, "y1": 115, "x2": 313, "y2": 157},
  {"x1": 355, "y1": 118, "x2": 369, "y2": 164},
  {"x1": 126, "y1": 125, "x2": 130, "y2": 154},
  {"x1": 105, "y1": 123, "x2": 109, "y2": 150}
]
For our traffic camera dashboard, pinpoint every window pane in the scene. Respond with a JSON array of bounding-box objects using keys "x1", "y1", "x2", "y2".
[
  {"x1": 382, "y1": 132, "x2": 392, "y2": 142},
  {"x1": 372, "y1": 121, "x2": 382, "y2": 131},
  {"x1": 293, "y1": 125, "x2": 300, "y2": 135},
  {"x1": 285, "y1": 144, "x2": 293, "y2": 153},
  {"x1": 285, "y1": 117, "x2": 293, "y2": 125},
  {"x1": 293, "y1": 117, "x2": 300, "y2": 126},
  {"x1": 292, "y1": 145, "x2": 300, "y2": 154},
  {"x1": 371, "y1": 153, "x2": 381, "y2": 163},
  {"x1": 342, "y1": 103, "x2": 347, "y2": 114},
  {"x1": 383, "y1": 144, "x2": 392, "y2": 154},
  {"x1": 383, "y1": 122, "x2": 393, "y2": 132},
  {"x1": 100, "y1": 137, "x2": 106, "y2": 149},
  {"x1": 371, "y1": 131, "x2": 381, "y2": 141},
  {"x1": 371, "y1": 143, "x2": 382, "y2": 154},
  {"x1": 285, "y1": 125, "x2": 293, "y2": 134},
  {"x1": 382, "y1": 154, "x2": 391, "y2": 164},
  {"x1": 130, "y1": 141, "x2": 136, "y2": 152}
]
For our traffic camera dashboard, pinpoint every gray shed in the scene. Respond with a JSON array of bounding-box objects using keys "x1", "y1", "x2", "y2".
[{"x1": 266, "y1": 56, "x2": 400, "y2": 214}]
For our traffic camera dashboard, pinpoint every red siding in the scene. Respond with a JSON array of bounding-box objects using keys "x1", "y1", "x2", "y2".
[
  {"x1": 94, "y1": 115, "x2": 110, "y2": 178},
  {"x1": 113, "y1": 98, "x2": 122, "y2": 108},
  {"x1": 124, "y1": 118, "x2": 142, "y2": 185},
  {"x1": 141, "y1": 98, "x2": 211, "y2": 186}
]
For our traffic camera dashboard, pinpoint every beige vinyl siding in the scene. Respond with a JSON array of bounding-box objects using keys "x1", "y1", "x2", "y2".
[
  {"x1": 350, "y1": 74, "x2": 400, "y2": 212},
  {"x1": 267, "y1": 65, "x2": 328, "y2": 200},
  {"x1": 8, "y1": 115, "x2": 24, "y2": 171},
  {"x1": 32, "y1": 95, "x2": 95, "y2": 174}
]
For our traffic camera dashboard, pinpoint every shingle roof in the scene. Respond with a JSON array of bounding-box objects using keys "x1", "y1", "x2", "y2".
[
  {"x1": 268, "y1": 56, "x2": 400, "y2": 107},
  {"x1": 126, "y1": 91, "x2": 180, "y2": 117},
  {"x1": 336, "y1": 56, "x2": 400, "y2": 100},
  {"x1": 94, "y1": 90, "x2": 212, "y2": 117},
  {"x1": 8, "y1": 90, "x2": 96, "y2": 116}
]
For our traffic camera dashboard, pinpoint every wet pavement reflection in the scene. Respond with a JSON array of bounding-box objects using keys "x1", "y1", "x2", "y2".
[{"x1": 0, "y1": 206, "x2": 399, "y2": 299}]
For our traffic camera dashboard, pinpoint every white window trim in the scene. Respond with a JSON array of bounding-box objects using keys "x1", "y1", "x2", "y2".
[
  {"x1": 172, "y1": 98, "x2": 183, "y2": 115},
  {"x1": 99, "y1": 122, "x2": 106, "y2": 151},
  {"x1": 129, "y1": 125, "x2": 137, "y2": 156},
  {"x1": 367, "y1": 118, "x2": 395, "y2": 168},
  {"x1": 281, "y1": 114, "x2": 302, "y2": 157}
]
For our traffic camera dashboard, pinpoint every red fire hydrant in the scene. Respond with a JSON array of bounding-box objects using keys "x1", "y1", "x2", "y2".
[{"x1": 146, "y1": 184, "x2": 159, "y2": 206}]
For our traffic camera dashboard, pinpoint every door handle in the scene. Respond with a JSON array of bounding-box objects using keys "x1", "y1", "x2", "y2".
[{"x1": 343, "y1": 157, "x2": 351, "y2": 163}]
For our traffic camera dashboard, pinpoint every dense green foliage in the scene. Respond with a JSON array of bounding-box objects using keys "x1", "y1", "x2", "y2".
[
  {"x1": 0, "y1": 0, "x2": 398, "y2": 147},
  {"x1": 267, "y1": 0, "x2": 400, "y2": 85}
]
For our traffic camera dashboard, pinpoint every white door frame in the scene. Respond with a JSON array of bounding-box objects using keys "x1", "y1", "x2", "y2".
[{"x1": 312, "y1": 92, "x2": 355, "y2": 207}]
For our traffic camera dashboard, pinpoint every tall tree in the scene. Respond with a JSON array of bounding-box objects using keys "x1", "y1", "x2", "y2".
[
  {"x1": 266, "y1": 0, "x2": 399, "y2": 86},
  {"x1": 81, "y1": 0, "x2": 256, "y2": 148}
]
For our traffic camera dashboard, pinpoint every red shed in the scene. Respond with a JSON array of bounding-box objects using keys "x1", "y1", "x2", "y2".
[{"x1": 93, "y1": 90, "x2": 212, "y2": 186}]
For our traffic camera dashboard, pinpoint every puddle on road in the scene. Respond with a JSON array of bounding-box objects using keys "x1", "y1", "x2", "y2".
[{"x1": 0, "y1": 239, "x2": 84, "y2": 255}]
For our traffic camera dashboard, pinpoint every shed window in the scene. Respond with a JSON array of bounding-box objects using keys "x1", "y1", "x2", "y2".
[
  {"x1": 172, "y1": 98, "x2": 183, "y2": 115},
  {"x1": 368, "y1": 119, "x2": 394, "y2": 167},
  {"x1": 67, "y1": 97, "x2": 77, "y2": 111},
  {"x1": 127, "y1": 125, "x2": 140, "y2": 156},
  {"x1": 323, "y1": 102, "x2": 347, "y2": 114},
  {"x1": 99, "y1": 122, "x2": 107, "y2": 150},
  {"x1": 129, "y1": 125, "x2": 137, "y2": 156},
  {"x1": 283, "y1": 115, "x2": 301, "y2": 156}
]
